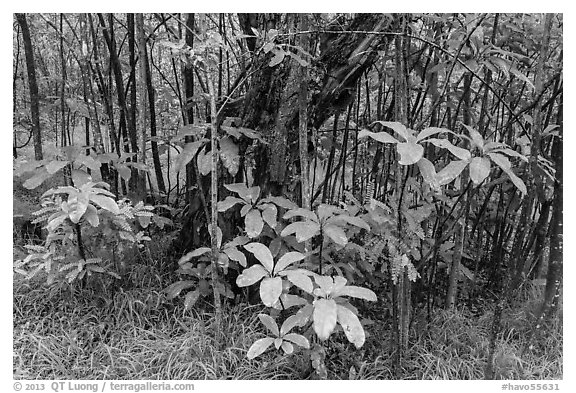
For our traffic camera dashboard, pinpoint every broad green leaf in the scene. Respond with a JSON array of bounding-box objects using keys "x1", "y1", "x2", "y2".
[
  {"x1": 84, "y1": 204, "x2": 99, "y2": 227},
  {"x1": 317, "y1": 204, "x2": 344, "y2": 220},
  {"x1": 71, "y1": 169, "x2": 92, "y2": 186},
  {"x1": 331, "y1": 215, "x2": 370, "y2": 231},
  {"x1": 358, "y1": 129, "x2": 399, "y2": 144},
  {"x1": 268, "y1": 49, "x2": 285, "y2": 67},
  {"x1": 272, "y1": 294, "x2": 309, "y2": 310},
  {"x1": 223, "y1": 247, "x2": 247, "y2": 267},
  {"x1": 76, "y1": 155, "x2": 101, "y2": 172},
  {"x1": 258, "y1": 313, "x2": 280, "y2": 336},
  {"x1": 244, "y1": 242, "x2": 274, "y2": 273},
  {"x1": 197, "y1": 147, "x2": 212, "y2": 176},
  {"x1": 283, "y1": 208, "x2": 318, "y2": 222},
  {"x1": 313, "y1": 298, "x2": 338, "y2": 341},
  {"x1": 314, "y1": 275, "x2": 335, "y2": 295},
  {"x1": 334, "y1": 285, "x2": 377, "y2": 301},
  {"x1": 219, "y1": 136, "x2": 240, "y2": 176},
  {"x1": 266, "y1": 196, "x2": 298, "y2": 210},
  {"x1": 436, "y1": 160, "x2": 469, "y2": 185},
  {"x1": 165, "y1": 280, "x2": 196, "y2": 299},
  {"x1": 226, "y1": 235, "x2": 250, "y2": 248},
  {"x1": 217, "y1": 196, "x2": 245, "y2": 212},
  {"x1": 246, "y1": 186, "x2": 261, "y2": 203},
  {"x1": 425, "y1": 138, "x2": 471, "y2": 161},
  {"x1": 272, "y1": 293, "x2": 308, "y2": 310},
  {"x1": 224, "y1": 183, "x2": 251, "y2": 201},
  {"x1": 280, "y1": 221, "x2": 320, "y2": 242},
  {"x1": 416, "y1": 127, "x2": 449, "y2": 142},
  {"x1": 116, "y1": 164, "x2": 131, "y2": 181},
  {"x1": 90, "y1": 194, "x2": 120, "y2": 214},
  {"x1": 483, "y1": 141, "x2": 506, "y2": 152},
  {"x1": 487, "y1": 152, "x2": 527, "y2": 195},
  {"x1": 178, "y1": 247, "x2": 211, "y2": 265},
  {"x1": 41, "y1": 185, "x2": 78, "y2": 198},
  {"x1": 245, "y1": 209, "x2": 264, "y2": 238},
  {"x1": 283, "y1": 270, "x2": 313, "y2": 293},
  {"x1": 336, "y1": 304, "x2": 366, "y2": 348},
  {"x1": 292, "y1": 303, "x2": 313, "y2": 326},
  {"x1": 469, "y1": 156, "x2": 491, "y2": 185},
  {"x1": 324, "y1": 224, "x2": 348, "y2": 246},
  {"x1": 280, "y1": 341, "x2": 294, "y2": 354},
  {"x1": 14, "y1": 159, "x2": 44, "y2": 176},
  {"x1": 68, "y1": 194, "x2": 90, "y2": 224},
  {"x1": 23, "y1": 168, "x2": 52, "y2": 189},
  {"x1": 236, "y1": 264, "x2": 269, "y2": 287},
  {"x1": 373, "y1": 121, "x2": 411, "y2": 141},
  {"x1": 184, "y1": 289, "x2": 201, "y2": 310},
  {"x1": 90, "y1": 185, "x2": 115, "y2": 198},
  {"x1": 274, "y1": 251, "x2": 306, "y2": 274},
  {"x1": 137, "y1": 215, "x2": 151, "y2": 228},
  {"x1": 46, "y1": 160, "x2": 69, "y2": 174},
  {"x1": 247, "y1": 337, "x2": 274, "y2": 359},
  {"x1": 396, "y1": 142, "x2": 424, "y2": 165},
  {"x1": 283, "y1": 333, "x2": 310, "y2": 349},
  {"x1": 417, "y1": 157, "x2": 440, "y2": 191},
  {"x1": 260, "y1": 204, "x2": 277, "y2": 229},
  {"x1": 510, "y1": 66, "x2": 535, "y2": 89},
  {"x1": 280, "y1": 315, "x2": 301, "y2": 336},
  {"x1": 269, "y1": 237, "x2": 282, "y2": 257},
  {"x1": 274, "y1": 337, "x2": 283, "y2": 349},
  {"x1": 240, "y1": 204, "x2": 252, "y2": 217},
  {"x1": 488, "y1": 147, "x2": 528, "y2": 162},
  {"x1": 462, "y1": 124, "x2": 484, "y2": 150},
  {"x1": 332, "y1": 276, "x2": 348, "y2": 294},
  {"x1": 260, "y1": 277, "x2": 283, "y2": 307}
]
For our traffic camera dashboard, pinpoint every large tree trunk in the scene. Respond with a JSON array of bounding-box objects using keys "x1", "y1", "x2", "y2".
[
  {"x1": 16, "y1": 13, "x2": 43, "y2": 160},
  {"x1": 240, "y1": 13, "x2": 396, "y2": 197}
]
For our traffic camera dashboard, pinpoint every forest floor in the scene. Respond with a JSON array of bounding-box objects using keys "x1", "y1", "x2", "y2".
[{"x1": 12, "y1": 238, "x2": 562, "y2": 380}]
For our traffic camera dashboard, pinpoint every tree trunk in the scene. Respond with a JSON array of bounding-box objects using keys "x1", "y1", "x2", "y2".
[
  {"x1": 99, "y1": 13, "x2": 140, "y2": 191},
  {"x1": 240, "y1": 13, "x2": 395, "y2": 196},
  {"x1": 183, "y1": 13, "x2": 196, "y2": 208},
  {"x1": 140, "y1": 19, "x2": 166, "y2": 195},
  {"x1": 445, "y1": 72, "x2": 472, "y2": 309},
  {"x1": 16, "y1": 13, "x2": 43, "y2": 160},
  {"x1": 136, "y1": 13, "x2": 148, "y2": 195}
]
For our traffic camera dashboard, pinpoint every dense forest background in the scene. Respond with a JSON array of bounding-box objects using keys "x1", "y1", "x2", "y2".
[{"x1": 12, "y1": 13, "x2": 563, "y2": 380}]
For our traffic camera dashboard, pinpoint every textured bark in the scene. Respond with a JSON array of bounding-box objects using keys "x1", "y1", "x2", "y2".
[
  {"x1": 16, "y1": 13, "x2": 43, "y2": 160},
  {"x1": 241, "y1": 14, "x2": 395, "y2": 196}
]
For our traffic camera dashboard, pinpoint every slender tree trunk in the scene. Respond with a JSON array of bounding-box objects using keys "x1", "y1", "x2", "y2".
[
  {"x1": 206, "y1": 48, "x2": 223, "y2": 348},
  {"x1": 136, "y1": 13, "x2": 148, "y2": 195},
  {"x1": 391, "y1": 22, "x2": 411, "y2": 375},
  {"x1": 16, "y1": 13, "x2": 43, "y2": 160},
  {"x1": 141, "y1": 20, "x2": 166, "y2": 195},
  {"x1": 183, "y1": 13, "x2": 196, "y2": 208},
  {"x1": 298, "y1": 14, "x2": 312, "y2": 264},
  {"x1": 445, "y1": 72, "x2": 472, "y2": 309}
]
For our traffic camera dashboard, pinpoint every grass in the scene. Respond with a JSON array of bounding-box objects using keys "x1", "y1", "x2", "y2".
[{"x1": 13, "y1": 238, "x2": 562, "y2": 380}]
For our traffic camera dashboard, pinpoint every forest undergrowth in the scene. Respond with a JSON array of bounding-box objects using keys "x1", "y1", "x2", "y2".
[{"x1": 13, "y1": 239, "x2": 562, "y2": 380}]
